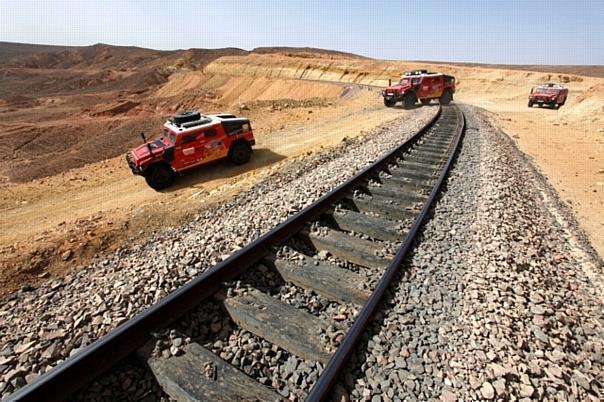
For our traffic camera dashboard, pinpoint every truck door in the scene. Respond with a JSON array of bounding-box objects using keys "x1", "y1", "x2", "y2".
[
  {"x1": 174, "y1": 131, "x2": 205, "y2": 170},
  {"x1": 432, "y1": 76, "x2": 443, "y2": 97},
  {"x1": 419, "y1": 77, "x2": 431, "y2": 98},
  {"x1": 410, "y1": 77, "x2": 421, "y2": 94},
  {"x1": 560, "y1": 89, "x2": 568, "y2": 104},
  {"x1": 200, "y1": 127, "x2": 228, "y2": 163}
]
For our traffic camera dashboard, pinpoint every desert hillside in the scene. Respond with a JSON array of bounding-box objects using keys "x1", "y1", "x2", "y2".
[
  {"x1": 2, "y1": 42, "x2": 602, "y2": 181},
  {"x1": 0, "y1": 41, "x2": 602, "y2": 297}
]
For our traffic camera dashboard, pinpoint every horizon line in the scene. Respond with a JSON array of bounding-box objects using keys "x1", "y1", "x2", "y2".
[{"x1": 1, "y1": 40, "x2": 603, "y2": 68}]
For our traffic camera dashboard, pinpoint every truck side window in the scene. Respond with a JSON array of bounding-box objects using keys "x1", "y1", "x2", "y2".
[
  {"x1": 181, "y1": 134, "x2": 197, "y2": 144},
  {"x1": 204, "y1": 128, "x2": 217, "y2": 137},
  {"x1": 222, "y1": 120, "x2": 250, "y2": 136}
]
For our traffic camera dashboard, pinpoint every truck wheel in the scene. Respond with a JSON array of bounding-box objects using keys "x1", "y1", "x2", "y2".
[
  {"x1": 403, "y1": 93, "x2": 417, "y2": 109},
  {"x1": 144, "y1": 164, "x2": 175, "y2": 190},
  {"x1": 439, "y1": 90, "x2": 453, "y2": 105},
  {"x1": 384, "y1": 99, "x2": 395, "y2": 107},
  {"x1": 420, "y1": 99, "x2": 431, "y2": 105},
  {"x1": 528, "y1": 101, "x2": 534, "y2": 107},
  {"x1": 228, "y1": 141, "x2": 252, "y2": 165}
]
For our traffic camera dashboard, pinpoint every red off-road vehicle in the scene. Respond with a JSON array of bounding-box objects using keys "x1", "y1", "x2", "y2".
[
  {"x1": 382, "y1": 70, "x2": 456, "y2": 109},
  {"x1": 127, "y1": 111, "x2": 255, "y2": 190},
  {"x1": 528, "y1": 83, "x2": 568, "y2": 109}
]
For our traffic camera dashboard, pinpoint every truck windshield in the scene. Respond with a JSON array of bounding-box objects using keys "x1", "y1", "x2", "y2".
[
  {"x1": 152, "y1": 139, "x2": 164, "y2": 148},
  {"x1": 535, "y1": 87, "x2": 560, "y2": 94},
  {"x1": 161, "y1": 128, "x2": 176, "y2": 145},
  {"x1": 399, "y1": 78, "x2": 410, "y2": 85}
]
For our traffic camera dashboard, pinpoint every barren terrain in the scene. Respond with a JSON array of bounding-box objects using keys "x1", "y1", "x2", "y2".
[{"x1": 0, "y1": 42, "x2": 602, "y2": 298}]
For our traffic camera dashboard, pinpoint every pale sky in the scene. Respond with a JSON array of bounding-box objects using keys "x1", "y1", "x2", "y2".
[{"x1": 0, "y1": 0, "x2": 602, "y2": 64}]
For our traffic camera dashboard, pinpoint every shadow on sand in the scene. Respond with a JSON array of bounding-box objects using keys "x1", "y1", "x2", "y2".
[{"x1": 160, "y1": 147, "x2": 287, "y2": 193}]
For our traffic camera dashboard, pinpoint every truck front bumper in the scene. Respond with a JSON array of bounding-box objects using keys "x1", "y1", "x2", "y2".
[
  {"x1": 382, "y1": 93, "x2": 400, "y2": 101},
  {"x1": 126, "y1": 153, "x2": 143, "y2": 175},
  {"x1": 531, "y1": 97, "x2": 556, "y2": 106}
]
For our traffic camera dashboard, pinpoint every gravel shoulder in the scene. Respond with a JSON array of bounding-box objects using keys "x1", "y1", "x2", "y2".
[{"x1": 340, "y1": 104, "x2": 603, "y2": 401}]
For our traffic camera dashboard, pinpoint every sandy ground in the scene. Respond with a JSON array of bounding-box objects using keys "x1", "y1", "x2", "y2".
[{"x1": 1, "y1": 46, "x2": 602, "y2": 298}]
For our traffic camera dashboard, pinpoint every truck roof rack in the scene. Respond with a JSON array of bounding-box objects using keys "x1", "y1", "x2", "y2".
[
  {"x1": 403, "y1": 69, "x2": 429, "y2": 76},
  {"x1": 180, "y1": 117, "x2": 213, "y2": 129},
  {"x1": 168, "y1": 111, "x2": 213, "y2": 128},
  {"x1": 540, "y1": 83, "x2": 564, "y2": 88}
]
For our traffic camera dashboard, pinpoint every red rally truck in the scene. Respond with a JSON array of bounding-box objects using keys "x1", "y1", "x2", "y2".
[
  {"x1": 127, "y1": 111, "x2": 255, "y2": 190},
  {"x1": 528, "y1": 83, "x2": 568, "y2": 109},
  {"x1": 382, "y1": 70, "x2": 456, "y2": 109}
]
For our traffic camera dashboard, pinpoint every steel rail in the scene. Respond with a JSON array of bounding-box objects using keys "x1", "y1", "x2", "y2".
[
  {"x1": 8, "y1": 107, "x2": 444, "y2": 402},
  {"x1": 306, "y1": 106, "x2": 465, "y2": 401}
]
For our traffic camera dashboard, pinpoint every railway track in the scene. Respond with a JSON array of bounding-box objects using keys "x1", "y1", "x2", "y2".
[{"x1": 10, "y1": 105, "x2": 465, "y2": 401}]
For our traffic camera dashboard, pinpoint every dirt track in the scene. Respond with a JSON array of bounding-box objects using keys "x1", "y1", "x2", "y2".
[
  {"x1": 1, "y1": 91, "x2": 406, "y2": 245},
  {"x1": 0, "y1": 44, "x2": 602, "y2": 297}
]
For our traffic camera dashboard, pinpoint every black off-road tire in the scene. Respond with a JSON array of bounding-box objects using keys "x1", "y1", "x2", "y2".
[
  {"x1": 528, "y1": 101, "x2": 534, "y2": 107},
  {"x1": 439, "y1": 90, "x2": 453, "y2": 105},
  {"x1": 384, "y1": 99, "x2": 396, "y2": 107},
  {"x1": 144, "y1": 164, "x2": 175, "y2": 190},
  {"x1": 403, "y1": 93, "x2": 417, "y2": 109},
  {"x1": 420, "y1": 99, "x2": 431, "y2": 105},
  {"x1": 228, "y1": 141, "x2": 252, "y2": 165}
]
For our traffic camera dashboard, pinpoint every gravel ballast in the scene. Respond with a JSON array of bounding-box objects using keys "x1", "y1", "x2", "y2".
[
  {"x1": 340, "y1": 105, "x2": 603, "y2": 401},
  {"x1": 0, "y1": 108, "x2": 435, "y2": 398}
]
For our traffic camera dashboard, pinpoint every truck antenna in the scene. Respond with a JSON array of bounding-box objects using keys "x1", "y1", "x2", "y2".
[{"x1": 141, "y1": 132, "x2": 152, "y2": 154}]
